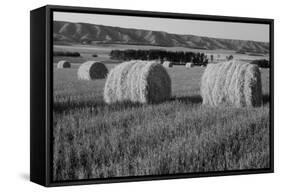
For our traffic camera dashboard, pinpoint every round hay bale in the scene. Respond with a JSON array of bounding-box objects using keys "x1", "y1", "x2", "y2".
[
  {"x1": 57, "y1": 60, "x2": 71, "y2": 68},
  {"x1": 163, "y1": 61, "x2": 173, "y2": 68},
  {"x1": 185, "y1": 62, "x2": 194, "y2": 68},
  {"x1": 104, "y1": 60, "x2": 171, "y2": 104},
  {"x1": 200, "y1": 60, "x2": 262, "y2": 107},
  {"x1": 77, "y1": 61, "x2": 108, "y2": 80}
]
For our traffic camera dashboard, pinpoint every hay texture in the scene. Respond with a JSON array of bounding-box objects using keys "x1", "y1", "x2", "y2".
[
  {"x1": 104, "y1": 60, "x2": 171, "y2": 104},
  {"x1": 57, "y1": 60, "x2": 71, "y2": 68},
  {"x1": 201, "y1": 60, "x2": 262, "y2": 107},
  {"x1": 185, "y1": 62, "x2": 194, "y2": 68},
  {"x1": 77, "y1": 61, "x2": 108, "y2": 80},
  {"x1": 163, "y1": 61, "x2": 173, "y2": 68}
]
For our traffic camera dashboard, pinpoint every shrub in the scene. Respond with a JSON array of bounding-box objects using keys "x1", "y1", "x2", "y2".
[
  {"x1": 226, "y1": 55, "x2": 234, "y2": 61},
  {"x1": 54, "y1": 51, "x2": 80, "y2": 57},
  {"x1": 192, "y1": 53, "x2": 208, "y2": 66},
  {"x1": 251, "y1": 59, "x2": 270, "y2": 68}
]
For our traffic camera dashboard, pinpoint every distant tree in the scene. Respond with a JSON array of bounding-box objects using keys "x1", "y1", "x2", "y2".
[
  {"x1": 210, "y1": 54, "x2": 214, "y2": 62},
  {"x1": 192, "y1": 52, "x2": 208, "y2": 66},
  {"x1": 227, "y1": 55, "x2": 234, "y2": 61},
  {"x1": 54, "y1": 51, "x2": 80, "y2": 57},
  {"x1": 251, "y1": 59, "x2": 269, "y2": 68}
]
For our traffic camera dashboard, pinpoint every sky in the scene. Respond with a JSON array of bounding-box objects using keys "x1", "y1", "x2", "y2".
[{"x1": 54, "y1": 12, "x2": 269, "y2": 42}]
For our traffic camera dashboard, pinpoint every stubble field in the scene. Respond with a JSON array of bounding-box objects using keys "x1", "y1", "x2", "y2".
[{"x1": 53, "y1": 61, "x2": 270, "y2": 181}]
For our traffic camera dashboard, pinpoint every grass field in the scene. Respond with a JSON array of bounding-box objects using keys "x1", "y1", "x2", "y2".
[{"x1": 53, "y1": 61, "x2": 270, "y2": 181}]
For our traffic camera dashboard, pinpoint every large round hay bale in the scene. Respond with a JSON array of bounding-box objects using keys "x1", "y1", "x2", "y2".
[
  {"x1": 104, "y1": 60, "x2": 171, "y2": 104},
  {"x1": 163, "y1": 61, "x2": 173, "y2": 68},
  {"x1": 185, "y1": 62, "x2": 194, "y2": 68},
  {"x1": 77, "y1": 61, "x2": 108, "y2": 80},
  {"x1": 200, "y1": 60, "x2": 262, "y2": 107},
  {"x1": 57, "y1": 60, "x2": 71, "y2": 68}
]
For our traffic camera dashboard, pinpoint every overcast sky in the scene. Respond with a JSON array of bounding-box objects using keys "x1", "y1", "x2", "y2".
[{"x1": 54, "y1": 12, "x2": 269, "y2": 42}]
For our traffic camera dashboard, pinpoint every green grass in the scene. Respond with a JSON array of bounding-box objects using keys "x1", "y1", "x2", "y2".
[{"x1": 53, "y1": 65, "x2": 270, "y2": 181}]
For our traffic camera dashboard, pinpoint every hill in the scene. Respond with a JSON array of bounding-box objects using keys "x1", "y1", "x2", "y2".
[{"x1": 53, "y1": 21, "x2": 269, "y2": 53}]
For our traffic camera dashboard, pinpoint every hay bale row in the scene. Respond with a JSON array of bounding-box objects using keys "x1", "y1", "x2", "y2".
[
  {"x1": 200, "y1": 60, "x2": 262, "y2": 107},
  {"x1": 60, "y1": 59, "x2": 262, "y2": 108},
  {"x1": 104, "y1": 60, "x2": 171, "y2": 104},
  {"x1": 77, "y1": 61, "x2": 108, "y2": 80},
  {"x1": 57, "y1": 60, "x2": 71, "y2": 68}
]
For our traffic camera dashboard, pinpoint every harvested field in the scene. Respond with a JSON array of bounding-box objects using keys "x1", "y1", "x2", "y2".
[{"x1": 53, "y1": 63, "x2": 270, "y2": 181}]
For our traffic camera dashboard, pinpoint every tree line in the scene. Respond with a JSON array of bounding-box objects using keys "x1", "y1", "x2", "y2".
[
  {"x1": 250, "y1": 59, "x2": 270, "y2": 68},
  {"x1": 110, "y1": 49, "x2": 208, "y2": 65},
  {"x1": 54, "y1": 51, "x2": 80, "y2": 57}
]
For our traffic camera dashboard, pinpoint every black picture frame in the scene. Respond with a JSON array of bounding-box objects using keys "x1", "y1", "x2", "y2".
[{"x1": 30, "y1": 4, "x2": 274, "y2": 187}]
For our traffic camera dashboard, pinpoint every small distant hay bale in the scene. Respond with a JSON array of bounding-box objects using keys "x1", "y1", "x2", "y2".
[
  {"x1": 163, "y1": 61, "x2": 173, "y2": 68},
  {"x1": 57, "y1": 60, "x2": 71, "y2": 68},
  {"x1": 185, "y1": 62, "x2": 194, "y2": 68},
  {"x1": 77, "y1": 61, "x2": 108, "y2": 80},
  {"x1": 201, "y1": 60, "x2": 262, "y2": 107},
  {"x1": 104, "y1": 60, "x2": 171, "y2": 104}
]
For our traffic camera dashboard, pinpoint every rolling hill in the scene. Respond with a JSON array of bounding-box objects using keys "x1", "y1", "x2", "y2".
[{"x1": 53, "y1": 21, "x2": 269, "y2": 53}]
